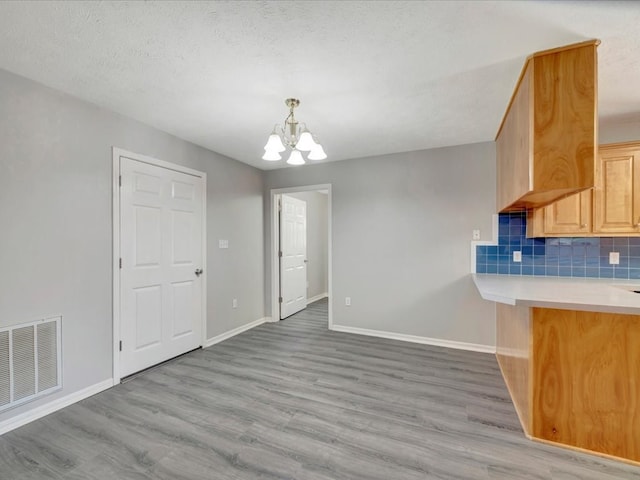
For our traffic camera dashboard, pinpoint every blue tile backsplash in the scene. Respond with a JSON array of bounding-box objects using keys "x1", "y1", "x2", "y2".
[{"x1": 476, "y1": 212, "x2": 640, "y2": 280}]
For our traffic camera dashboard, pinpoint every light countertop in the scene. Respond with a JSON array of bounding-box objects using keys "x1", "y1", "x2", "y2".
[{"x1": 472, "y1": 274, "x2": 640, "y2": 315}]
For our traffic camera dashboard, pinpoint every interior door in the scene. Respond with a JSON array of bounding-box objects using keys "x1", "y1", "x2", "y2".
[
  {"x1": 120, "y1": 157, "x2": 203, "y2": 377},
  {"x1": 280, "y1": 195, "x2": 307, "y2": 319}
]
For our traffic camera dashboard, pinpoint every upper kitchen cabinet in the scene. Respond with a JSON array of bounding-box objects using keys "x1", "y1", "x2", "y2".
[
  {"x1": 593, "y1": 142, "x2": 640, "y2": 234},
  {"x1": 527, "y1": 189, "x2": 592, "y2": 237},
  {"x1": 496, "y1": 40, "x2": 599, "y2": 212}
]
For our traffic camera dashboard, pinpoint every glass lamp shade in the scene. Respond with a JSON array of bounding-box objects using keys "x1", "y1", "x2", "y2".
[
  {"x1": 295, "y1": 129, "x2": 317, "y2": 151},
  {"x1": 286, "y1": 150, "x2": 305, "y2": 166},
  {"x1": 264, "y1": 133, "x2": 286, "y2": 153},
  {"x1": 262, "y1": 150, "x2": 282, "y2": 161},
  {"x1": 308, "y1": 144, "x2": 327, "y2": 160}
]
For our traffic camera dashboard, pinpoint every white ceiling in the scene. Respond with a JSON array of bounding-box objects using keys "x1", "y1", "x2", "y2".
[{"x1": 0, "y1": 1, "x2": 639, "y2": 170}]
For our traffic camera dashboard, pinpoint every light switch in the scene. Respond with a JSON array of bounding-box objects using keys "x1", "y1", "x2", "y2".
[{"x1": 219, "y1": 239, "x2": 229, "y2": 249}]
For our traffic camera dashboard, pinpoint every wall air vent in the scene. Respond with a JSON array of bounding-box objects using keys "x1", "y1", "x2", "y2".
[{"x1": 0, "y1": 317, "x2": 62, "y2": 412}]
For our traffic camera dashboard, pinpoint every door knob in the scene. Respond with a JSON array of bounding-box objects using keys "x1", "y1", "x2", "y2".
[{"x1": 195, "y1": 268, "x2": 203, "y2": 277}]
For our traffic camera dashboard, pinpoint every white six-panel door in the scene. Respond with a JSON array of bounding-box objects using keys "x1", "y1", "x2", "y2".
[
  {"x1": 119, "y1": 157, "x2": 204, "y2": 377},
  {"x1": 280, "y1": 195, "x2": 307, "y2": 319}
]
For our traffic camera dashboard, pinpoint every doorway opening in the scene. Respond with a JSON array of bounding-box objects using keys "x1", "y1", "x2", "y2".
[{"x1": 270, "y1": 184, "x2": 332, "y2": 328}]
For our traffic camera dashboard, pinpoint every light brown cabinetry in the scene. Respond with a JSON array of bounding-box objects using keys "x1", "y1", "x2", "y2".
[
  {"x1": 527, "y1": 142, "x2": 640, "y2": 237},
  {"x1": 497, "y1": 304, "x2": 640, "y2": 464},
  {"x1": 528, "y1": 189, "x2": 592, "y2": 237},
  {"x1": 496, "y1": 40, "x2": 598, "y2": 212},
  {"x1": 594, "y1": 143, "x2": 640, "y2": 234}
]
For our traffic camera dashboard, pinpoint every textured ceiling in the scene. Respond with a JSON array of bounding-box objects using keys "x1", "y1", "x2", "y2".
[{"x1": 0, "y1": 1, "x2": 638, "y2": 170}]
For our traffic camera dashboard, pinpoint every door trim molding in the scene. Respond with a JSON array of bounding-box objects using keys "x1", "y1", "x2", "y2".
[
  {"x1": 270, "y1": 184, "x2": 333, "y2": 328},
  {"x1": 112, "y1": 147, "x2": 207, "y2": 384}
]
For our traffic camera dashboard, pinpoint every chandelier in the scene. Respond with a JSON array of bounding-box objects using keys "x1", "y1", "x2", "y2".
[{"x1": 262, "y1": 98, "x2": 327, "y2": 165}]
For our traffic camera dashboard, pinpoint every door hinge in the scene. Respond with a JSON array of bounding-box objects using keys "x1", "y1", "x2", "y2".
[
  {"x1": 119, "y1": 340, "x2": 122, "y2": 352},
  {"x1": 119, "y1": 258, "x2": 122, "y2": 269},
  {"x1": 279, "y1": 296, "x2": 283, "y2": 303},
  {"x1": 278, "y1": 251, "x2": 282, "y2": 258},
  {"x1": 119, "y1": 175, "x2": 122, "y2": 187}
]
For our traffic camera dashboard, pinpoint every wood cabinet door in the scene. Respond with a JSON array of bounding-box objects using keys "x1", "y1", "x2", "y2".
[
  {"x1": 527, "y1": 190, "x2": 592, "y2": 237},
  {"x1": 594, "y1": 146, "x2": 640, "y2": 234},
  {"x1": 543, "y1": 190, "x2": 592, "y2": 235}
]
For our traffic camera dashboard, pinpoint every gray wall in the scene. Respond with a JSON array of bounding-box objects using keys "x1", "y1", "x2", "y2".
[
  {"x1": 287, "y1": 191, "x2": 329, "y2": 300},
  {"x1": 600, "y1": 117, "x2": 640, "y2": 144},
  {"x1": 0, "y1": 68, "x2": 264, "y2": 422},
  {"x1": 264, "y1": 143, "x2": 497, "y2": 347}
]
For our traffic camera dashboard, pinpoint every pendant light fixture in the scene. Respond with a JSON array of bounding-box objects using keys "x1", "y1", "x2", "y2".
[{"x1": 262, "y1": 98, "x2": 327, "y2": 165}]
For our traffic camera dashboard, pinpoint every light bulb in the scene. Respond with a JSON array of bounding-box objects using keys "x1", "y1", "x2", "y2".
[
  {"x1": 263, "y1": 132, "x2": 286, "y2": 153},
  {"x1": 262, "y1": 150, "x2": 282, "y2": 161},
  {"x1": 295, "y1": 128, "x2": 317, "y2": 151},
  {"x1": 308, "y1": 144, "x2": 327, "y2": 160},
  {"x1": 286, "y1": 150, "x2": 305, "y2": 166}
]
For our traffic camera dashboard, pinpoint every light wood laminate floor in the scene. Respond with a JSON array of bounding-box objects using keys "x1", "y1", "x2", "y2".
[{"x1": 1, "y1": 298, "x2": 639, "y2": 479}]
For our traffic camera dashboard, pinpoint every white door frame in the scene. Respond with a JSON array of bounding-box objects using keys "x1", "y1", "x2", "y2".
[
  {"x1": 112, "y1": 147, "x2": 207, "y2": 384},
  {"x1": 270, "y1": 184, "x2": 332, "y2": 328}
]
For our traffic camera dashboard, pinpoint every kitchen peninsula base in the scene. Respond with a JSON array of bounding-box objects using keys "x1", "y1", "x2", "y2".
[{"x1": 497, "y1": 303, "x2": 640, "y2": 464}]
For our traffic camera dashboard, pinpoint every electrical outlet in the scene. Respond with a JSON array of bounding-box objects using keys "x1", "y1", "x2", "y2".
[
  {"x1": 609, "y1": 252, "x2": 620, "y2": 265},
  {"x1": 513, "y1": 251, "x2": 522, "y2": 263},
  {"x1": 345, "y1": 297, "x2": 351, "y2": 306},
  {"x1": 232, "y1": 298, "x2": 238, "y2": 308},
  {"x1": 472, "y1": 229, "x2": 481, "y2": 240}
]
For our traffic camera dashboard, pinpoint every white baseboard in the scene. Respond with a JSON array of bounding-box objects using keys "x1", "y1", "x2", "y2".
[
  {"x1": 307, "y1": 292, "x2": 328, "y2": 305},
  {"x1": 204, "y1": 317, "x2": 267, "y2": 348},
  {"x1": 264, "y1": 316, "x2": 277, "y2": 323},
  {"x1": 0, "y1": 378, "x2": 114, "y2": 436},
  {"x1": 330, "y1": 325, "x2": 496, "y2": 354}
]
